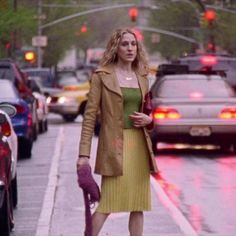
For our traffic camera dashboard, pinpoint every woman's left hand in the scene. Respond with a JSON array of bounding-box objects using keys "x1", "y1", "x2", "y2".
[{"x1": 129, "y1": 111, "x2": 152, "y2": 128}]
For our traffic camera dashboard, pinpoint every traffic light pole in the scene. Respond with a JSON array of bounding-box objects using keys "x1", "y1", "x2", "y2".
[{"x1": 37, "y1": 0, "x2": 43, "y2": 68}]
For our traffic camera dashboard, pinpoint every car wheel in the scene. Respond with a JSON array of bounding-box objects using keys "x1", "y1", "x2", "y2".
[
  {"x1": 39, "y1": 120, "x2": 43, "y2": 133},
  {"x1": 19, "y1": 138, "x2": 33, "y2": 159},
  {"x1": 151, "y1": 134, "x2": 158, "y2": 155},
  {"x1": 62, "y1": 114, "x2": 77, "y2": 122},
  {"x1": 78, "y1": 101, "x2": 87, "y2": 116},
  {"x1": 0, "y1": 191, "x2": 12, "y2": 236},
  {"x1": 33, "y1": 124, "x2": 38, "y2": 141},
  {"x1": 44, "y1": 119, "x2": 48, "y2": 132},
  {"x1": 11, "y1": 175, "x2": 18, "y2": 208}
]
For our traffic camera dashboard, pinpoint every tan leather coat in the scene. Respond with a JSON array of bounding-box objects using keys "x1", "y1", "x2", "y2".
[{"x1": 79, "y1": 65, "x2": 158, "y2": 176}]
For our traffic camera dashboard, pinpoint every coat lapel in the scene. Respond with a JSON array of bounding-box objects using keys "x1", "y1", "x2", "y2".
[{"x1": 96, "y1": 66, "x2": 122, "y2": 96}]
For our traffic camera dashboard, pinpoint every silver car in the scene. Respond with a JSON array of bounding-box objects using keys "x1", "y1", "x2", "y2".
[{"x1": 150, "y1": 74, "x2": 236, "y2": 153}]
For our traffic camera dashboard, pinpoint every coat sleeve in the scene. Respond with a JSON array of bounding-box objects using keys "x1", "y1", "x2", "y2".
[{"x1": 79, "y1": 73, "x2": 102, "y2": 157}]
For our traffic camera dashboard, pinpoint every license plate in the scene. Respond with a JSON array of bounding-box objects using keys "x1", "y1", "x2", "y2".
[{"x1": 190, "y1": 126, "x2": 211, "y2": 136}]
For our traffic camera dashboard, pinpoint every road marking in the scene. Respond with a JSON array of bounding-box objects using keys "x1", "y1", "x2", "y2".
[
  {"x1": 150, "y1": 176, "x2": 198, "y2": 236},
  {"x1": 35, "y1": 126, "x2": 64, "y2": 236}
]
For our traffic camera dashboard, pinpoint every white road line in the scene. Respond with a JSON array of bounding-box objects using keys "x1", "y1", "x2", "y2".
[
  {"x1": 35, "y1": 126, "x2": 64, "y2": 236},
  {"x1": 151, "y1": 176, "x2": 198, "y2": 236}
]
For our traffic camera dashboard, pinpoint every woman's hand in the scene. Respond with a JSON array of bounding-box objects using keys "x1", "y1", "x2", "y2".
[
  {"x1": 77, "y1": 156, "x2": 89, "y2": 170},
  {"x1": 129, "y1": 111, "x2": 152, "y2": 128}
]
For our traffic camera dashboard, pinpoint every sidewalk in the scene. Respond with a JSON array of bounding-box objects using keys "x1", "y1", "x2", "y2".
[{"x1": 43, "y1": 125, "x2": 193, "y2": 236}]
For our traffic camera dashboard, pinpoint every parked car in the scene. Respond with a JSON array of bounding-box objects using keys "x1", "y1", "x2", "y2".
[
  {"x1": 0, "y1": 59, "x2": 39, "y2": 140},
  {"x1": 27, "y1": 77, "x2": 48, "y2": 133},
  {"x1": 22, "y1": 67, "x2": 59, "y2": 97},
  {"x1": 150, "y1": 65, "x2": 236, "y2": 153},
  {"x1": 47, "y1": 79, "x2": 90, "y2": 122},
  {"x1": 0, "y1": 104, "x2": 17, "y2": 235},
  {"x1": 0, "y1": 80, "x2": 35, "y2": 158}
]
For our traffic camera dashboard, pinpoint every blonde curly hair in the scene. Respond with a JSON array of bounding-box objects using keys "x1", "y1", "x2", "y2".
[{"x1": 99, "y1": 28, "x2": 148, "y2": 72}]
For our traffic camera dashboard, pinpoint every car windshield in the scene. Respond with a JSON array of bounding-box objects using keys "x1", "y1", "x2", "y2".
[
  {"x1": 0, "y1": 82, "x2": 17, "y2": 98},
  {"x1": 24, "y1": 69, "x2": 54, "y2": 88},
  {"x1": 58, "y1": 76, "x2": 80, "y2": 87},
  {"x1": 0, "y1": 65, "x2": 14, "y2": 81},
  {"x1": 158, "y1": 79, "x2": 235, "y2": 98}
]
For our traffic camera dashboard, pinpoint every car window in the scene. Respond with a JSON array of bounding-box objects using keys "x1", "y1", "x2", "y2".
[
  {"x1": 23, "y1": 69, "x2": 54, "y2": 88},
  {"x1": 58, "y1": 76, "x2": 80, "y2": 87},
  {"x1": 0, "y1": 82, "x2": 18, "y2": 98},
  {"x1": 0, "y1": 65, "x2": 14, "y2": 81},
  {"x1": 157, "y1": 79, "x2": 235, "y2": 98}
]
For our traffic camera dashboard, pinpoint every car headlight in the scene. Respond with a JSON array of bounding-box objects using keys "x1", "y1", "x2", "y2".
[{"x1": 58, "y1": 96, "x2": 76, "y2": 104}]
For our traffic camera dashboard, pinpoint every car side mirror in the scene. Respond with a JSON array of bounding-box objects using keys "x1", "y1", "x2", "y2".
[{"x1": 0, "y1": 104, "x2": 17, "y2": 118}]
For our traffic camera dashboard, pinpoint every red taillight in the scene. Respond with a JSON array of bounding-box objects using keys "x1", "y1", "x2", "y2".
[
  {"x1": 200, "y1": 55, "x2": 217, "y2": 66},
  {"x1": 1, "y1": 122, "x2": 11, "y2": 137},
  {"x1": 27, "y1": 113, "x2": 32, "y2": 127},
  {"x1": 153, "y1": 107, "x2": 181, "y2": 120},
  {"x1": 219, "y1": 108, "x2": 236, "y2": 119},
  {"x1": 0, "y1": 143, "x2": 11, "y2": 157},
  {"x1": 15, "y1": 105, "x2": 26, "y2": 113}
]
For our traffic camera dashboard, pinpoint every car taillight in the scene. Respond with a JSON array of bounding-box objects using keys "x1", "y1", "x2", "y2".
[
  {"x1": 153, "y1": 107, "x2": 181, "y2": 120},
  {"x1": 0, "y1": 142, "x2": 11, "y2": 157},
  {"x1": 27, "y1": 113, "x2": 32, "y2": 127},
  {"x1": 200, "y1": 55, "x2": 217, "y2": 66},
  {"x1": 15, "y1": 104, "x2": 26, "y2": 113},
  {"x1": 1, "y1": 122, "x2": 11, "y2": 137},
  {"x1": 219, "y1": 108, "x2": 236, "y2": 119}
]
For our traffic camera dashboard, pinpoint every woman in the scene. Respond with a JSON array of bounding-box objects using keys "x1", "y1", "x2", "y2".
[{"x1": 77, "y1": 28, "x2": 158, "y2": 236}]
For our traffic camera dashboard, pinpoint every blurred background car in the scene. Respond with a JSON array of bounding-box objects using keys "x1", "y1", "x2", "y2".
[
  {"x1": 150, "y1": 64, "x2": 236, "y2": 154},
  {"x1": 46, "y1": 79, "x2": 89, "y2": 122},
  {"x1": 27, "y1": 77, "x2": 48, "y2": 133},
  {"x1": 0, "y1": 104, "x2": 17, "y2": 235},
  {"x1": 0, "y1": 104, "x2": 18, "y2": 209},
  {"x1": 176, "y1": 53, "x2": 236, "y2": 90},
  {"x1": 0, "y1": 80, "x2": 35, "y2": 159}
]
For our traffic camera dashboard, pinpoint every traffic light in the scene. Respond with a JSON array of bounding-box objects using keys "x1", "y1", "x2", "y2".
[
  {"x1": 128, "y1": 7, "x2": 138, "y2": 22},
  {"x1": 24, "y1": 51, "x2": 36, "y2": 63},
  {"x1": 204, "y1": 9, "x2": 216, "y2": 25},
  {"x1": 80, "y1": 25, "x2": 88, "y2": 33}
]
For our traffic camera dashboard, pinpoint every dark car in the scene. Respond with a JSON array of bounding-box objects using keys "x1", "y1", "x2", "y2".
[
  {"x1": 150, "y1": 65, "x2": 236, "y2": 154},
  {"x1": 0, "y1": 59, "x2": 39, "y2": 140},
  {"x1": 0, "y1": 104, "x2": 16, "y2": 236},
  {"x1": 0, "y1": 80, "x2": 35, "y2": 158}
]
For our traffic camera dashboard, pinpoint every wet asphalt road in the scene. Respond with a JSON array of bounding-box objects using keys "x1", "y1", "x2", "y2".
[{"x1": 11, "y1": 114, "x2": 236, "y2": 236}]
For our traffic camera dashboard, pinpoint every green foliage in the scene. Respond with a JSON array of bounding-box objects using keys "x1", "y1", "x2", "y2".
[{"x1": 0, "y1": 7, "x2": 36, "y2": 57}]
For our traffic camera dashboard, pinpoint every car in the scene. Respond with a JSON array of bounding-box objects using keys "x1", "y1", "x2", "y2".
[
  {"x1": 27, "y1": 77, "x2": 48, "y2": 133},
  {"x1": 0, "y1": 104, "x2": 17, "y2": 235},
  {"x1": 0, "y1": 80, "x2": 35, "y2": 158},
  {"x1": 55, "y1": 68, "x2": 79, "y2": 88},
  {"x1": 22, "y1": 67, "x2": 59, "y2": 97},
  {"x1": 46, "y1": 80, "x2": 90, "y2": 122},
  {"x1": 150, "y1": 64, "x2": 236, "y2": 153},
  {"x1": 176, "y1": 53, "x2": 236, "y2": 90}
]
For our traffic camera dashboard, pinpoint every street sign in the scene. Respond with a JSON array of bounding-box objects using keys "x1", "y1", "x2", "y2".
[{"x1": 32, "y1": 36, "x2": 48, "y2": 47}]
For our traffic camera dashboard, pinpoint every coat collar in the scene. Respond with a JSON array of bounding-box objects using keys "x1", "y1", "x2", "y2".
[{"x1": 95, "y1": 65, "x2": 148, "y2": 98}]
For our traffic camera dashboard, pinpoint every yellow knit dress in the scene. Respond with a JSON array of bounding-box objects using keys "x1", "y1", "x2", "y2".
[{"x1": 96, "y1": 88, "x2": 151, "y2": 213}]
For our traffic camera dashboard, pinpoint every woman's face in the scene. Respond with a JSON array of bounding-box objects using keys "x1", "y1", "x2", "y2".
[{"x1": 117, "y1": 33, "x2": 137, "y2": 63}]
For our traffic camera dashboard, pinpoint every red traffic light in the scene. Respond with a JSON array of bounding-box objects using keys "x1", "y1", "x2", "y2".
[
  {"x1": 80, "y1": 25, "x2": 87, "y2": 33},
  {"x1": 204, "y1": 9, "x2": 216, "y2": 22},
  {"x1": 129, "y1": 7, "x2": 138, "y2": 22}
]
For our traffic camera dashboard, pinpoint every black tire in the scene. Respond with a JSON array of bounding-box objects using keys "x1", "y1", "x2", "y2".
[
  {"x1": 62, "y1": 114, "x2": 77, "y2": 122},
  {"x1": 44, "y1": 119, "x2": 48, "y2": 132},
  {"x1": 33, "y1": 124, "x2": 38, "y2": 141},
  {"x1": 151, "y1": 134, "x2": 158, "y2": 155},
  {"x1": 38, "y1": 121, "x2": 43, "y2": 134},
  {"x1": 0, "y1": 191, "x2": 12, "y2": 236},
  {"x1": 78, "y1": 101, "x2": 87, "y2": 116},
  {"x1": 19, "y1": 138, "x2": 33, "y2": 159},
  {"x1": 11, "y1": 175, "x2": 18, "y2": 208}
]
